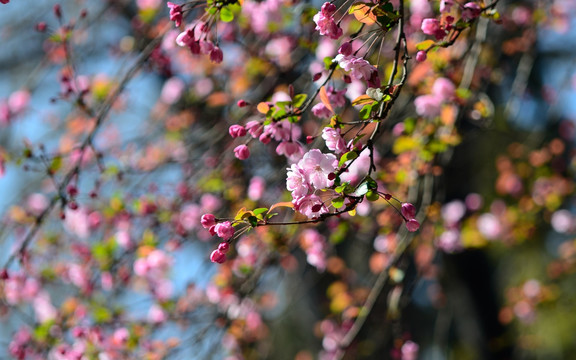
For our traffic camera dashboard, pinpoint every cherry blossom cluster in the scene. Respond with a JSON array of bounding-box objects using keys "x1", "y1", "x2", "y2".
[
  {"x1": 313, "y1": 2, "x2": 343, "y2": 40},
  {"x1": 287, "y1": 149, "x2": 338, "y2": 219}
]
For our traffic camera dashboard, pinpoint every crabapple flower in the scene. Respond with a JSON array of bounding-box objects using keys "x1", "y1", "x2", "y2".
[
  {"x1": 299, "y1": 149, "x2": 338, "y2": 190},
  {"x1": 276, "y1": 141, "x2": 305, "y2": 161},
  {"x1": 414, "y1": 94, "x2": 442, "y2": 117},
  {"x1": 313, "y1": 3, "x2": 343, "y2": 40},
  {"x1": 421, "y1": 18, "x2": 440, "y2": 35},
  {"x1": 322, "y1": 127, "x2": 347, "y2": 154},
  {"x1": 210, "y1": 249, "x2": 227, "y2": 264},
  {"x1": 200, "y1": 214, "x2": 216, "y2": 228},
  {"x1": 406, "y1": 218, "x2": 421, "y2": 232},
  {"x1": 286, "y1": 164, "x2": 309, "y2": 198},
  {"x1": 229, "y1": 124, "x2": 247, "y2": 138},
  {"x1": 432, "y1": 77, "x2": 456, "y2": 100},
  {"x1": 462, "y1": 2, "x2": 482, "y2": 21},
  {"x1": 214, "y1": 221, "x2": 235, "y2": 240},
  {"x1": 335, "y1": 55, "x2": 380, "y2": 87},
  {"x1": 312, "y1": 103, "x2": 332, "y2": 118},
  {"x1": 440, "y1": 0, "x2": 453, "y2": 13},
  {"x1": 294, "y1": 194, "x2": 329, "y2": 219},
  {"x1": 401, "y1": 203, "x2": 417, "y2": 219},
  {"x1": 234, "y1": 144, "x2": 250, "y2": 160},
  {"x1": 167, "y1": 2, "x2": 183, "y2": 27},
  {"x1": 210, "y1": 46, "x2": 224, "y2": 64},
  {"x1": 416, "y1": 50, "x2": 427, "y2": 62},
  {"x1": 338, "y1": 42, "x2": 353, "y2": 56}
]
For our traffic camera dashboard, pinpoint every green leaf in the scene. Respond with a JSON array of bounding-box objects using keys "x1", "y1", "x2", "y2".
[
  {"x1": 359, "y1": 103, "x2": 374, "y2": 120},
  {"x1": 366, "y1": 190, "x2": 379, "y2": 201},
  {"x1": 247, "y1": 215, "x2": 258, "y2": 227},
  {"x1": 50, "y1": 156, "x2": 62, "y2": 173},
  {"x1": 339, "y1": 151, "x2": 359, "y2": 167},
  {"x1": 293, "y1": 94, "x2": 308, "y2": 108},
  {"x1": 332, "y1": 197, "x2": 344, "y2": 209},
  {"x1": 220, "y1": 7, "x2": 234, "y2": 22},
  {"x1": 253, "y1": 208, "x2": 268, "y2": 216}
]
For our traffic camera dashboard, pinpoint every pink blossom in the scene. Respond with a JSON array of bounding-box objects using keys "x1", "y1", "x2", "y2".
[
  {"x1": 551, "y1": 210, "x2": 573, "y2": 233},
  {"x1": 327, "y1": 86, "x2": 347, "y2": 107},
  {"x1": 234, "y1": 144, "x2": 250, "y2": 160},
  {"x1": 441, "y1": 200, "x2": 466, "y2": 224},
  {"x1": 440, "y1": 0, "x2": 453, "y2": 13},
  {"x1": 246, "y1": 120, "x2": 263, "y2": 138},
  {"x1": 176, "y1": 29, "x2": 195, "y2": 47},
  {"x1": 462, "y1": 2, "x2": 482, "y2": 21},
  {"x1": 201, "y1": 213, "x2": 216, "y2": 229},
  {"x1": 214, "y1": 221, "x2": 235, "y2": 240},
  {"x1": 160, "y1": 77, "x2": 185, "y2": 104},
  {"x1": 276, "y1": 141, "x2": 305, "y2": 161},
  {"x1": 432, "y1": 77, "x2": 456, "y2": 100},
  {"x1": 437, "y1": 229, "x2": 463, "y2": 252},
  {"x1": 229, "y1": 124, "x2": 247, "y2": 138},
  {"x1": 248, "y1": 176, "x2": 266, "y2": 200},
  {"x1": 416, "y1": 50, "x2": 427, "y2": 62},
  {"x1": 335, "y1": 54, "x2": 378, "y2": 83},
  {"x1": 112, "y1": 328, "x2": 129, "y2": 347},
  {"x1": 401, "y1": 340, "x2": 419, "y2": 360},
  {"x1": 322, "y1": 127, "x2": 347, "y2": 154},
  {"x1": 210, "y1": 249, "x2": 227, "y2": 263},
  {"x1": 477, "y1": 213, "x2": 501, "y2": 239},
  {"x1": 200, "y1": 193, "x2": 222, "y2": 212},
  {"x1": 338, "y1": 42, "x2": 353, "y2": 56},
  {"x1": 167, "y1": 2, "x2": 183, "y2": 27},
  {"x1": 406, "y1": 219, "x2": 420, "y2": 232},
  {"x1": 401, "y1": 203, "x2": 417, "y2": 219},
  {"x1": 209, "y1": 46, "x2": 224, "y2": 63},
  {"x1": 312, "y1": 103, "x2": 332, "y2": 118},
  {"x1": 299, "y1": 149, "x2": 338, "y2": 190},
  {"x1": 294, "y1": 194, "x2": 328, "y2": 219},
  {"x1": 313, "y1": 3, "x2": 343, "y2": 40},
  {"x1": 421, "y1": 18, "x2": 440, "y2": 35},
  {"x1": 218, "y1": 242, "x2": 230, "y2": 253},
  {"x1": 286, "y1": 164, "x2": 310, "y2": 198},
  {"x1": 179, "y1": 203, "x2": 201, "y2": 231},
  {"x1": 148, "y1": 304, "x2": 167, "y2": 323},
  {"x1": 414, "y1": 94, "x2": 442, "y2": 117}
]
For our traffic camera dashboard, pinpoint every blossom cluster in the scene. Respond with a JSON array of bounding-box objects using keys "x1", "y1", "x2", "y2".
[{"x1": 286, "y1": 149, "x2": 338, "y2": 219}]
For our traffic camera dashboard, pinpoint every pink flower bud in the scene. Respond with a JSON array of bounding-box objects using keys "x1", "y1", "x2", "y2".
[
  {"x1": 313, "y1": 72, "x2": 323, "y2": 81},
  {"x1": 462, "y1": 2, "x2": 482, "y2": 21},
  {"x1": 218, "y1": 242, "x2": 230, "y2": 253},
  {"x1": 237, "y1": 99, "x2": 248, "y2": 107},
  {"x1": 36, "y1": 22, "x2": 47, "y2": 32},
  {"x1": 415, "y1": 51, "x2": 427, "y2": 62},
  {"x1": 67, "y1": 184, "x2": 78, "y2": 196},
  {"x1": 233, "y1": 144, "x2": 250, "y2": 160},
  {"x1": 338, "y1": 42, "x2": 353, "y2": 56},
  {"x1": 209, "y1": 46, "x2": 223, "y2": 64},
  {"x1": 53, "y1": 4, "x2": 62, "y2": 18},
  {"x1": 401, "y1": 203, "x2": 417, "y2": 219},
  {"x1": 229, "y1": 125, "x2": 247, "y2": 138},
  {"x1": 214, "y1": 221, "x2": 235, "y2": 240},
  {"x1": 406, "y1": 219, "x2": 420, "y2": 232},
  {"x1": 210, "y1": 250, "x2": 227, "y2": 264},
  {"x1": 200, "y1": 214, "x2": 216, "y2": 229},
  {"x1": 421, "y1": 18, "x2": 440, "y2": 36}
]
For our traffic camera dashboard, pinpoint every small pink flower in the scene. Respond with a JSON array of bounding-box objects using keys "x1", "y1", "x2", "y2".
[
  {"x1": 432, "y1": 77, "x2": 456, "y2": 101},
  {"x1": 214, "y1": 221, "x2": 235, "y2": 240},
  {"x1": 421, "y1": 18, "x2": 440, "y2": 35},
  {"x1": 415, "y1": 50, "x2": 427, "y2": 62},
  {"x1": 234, "y1": 144, "x2": 250, "y2": 160},
  {"x1": 209, "y1": 46, "x2": 224, "y2": 64},
  {"x1": 401, "y1": 203, "x2": 417, "y2": 219},
  {"x1": 176, "y1": 29, "x2": 195, "y2": 47},
  {"x1": 338, "y1": 42, "x2": 353, "y2": 56},
  {"x1": 313, "y1": 2, "x2": 343, "y2": 39},
  {"x1": 218, "y1": 242, "x2": 230, "y2": 253},
  {"x1": 200, "y1": 213, "x2": 216, "y2": 228},
  {"x1": 276, "y1": 141, "x2": 304, "y2": 161},
  {"x1": 246, "y1": 120, "x2": 263, "y2": 138},
  {"x1": 210, "y1": 249, "x2": 227, "y2": 264},
  {"x1": 462, "y1": 2, "x2": 482, "y2": 21},
  {"x1": 229, "y1": 124, "x2": 247, "y2": 138},
  {"x1": 167, "y1": 2, "x2": 183, "y2": 27},
  {"x1": 294, "y1": 194, "x2": 328, "y2": 219},
  {"x1": 414, "y1": 94, "x2": 442, "y2": 117},
  {"x1": 406, "y1": 219, "x2": 420, "y2": 232},
  {"x1": 312, "y1": 103, "x2": 332, "y2": 118},
  {"x1": 322, "y1": 127, "x2": 347, "y2": 154}
]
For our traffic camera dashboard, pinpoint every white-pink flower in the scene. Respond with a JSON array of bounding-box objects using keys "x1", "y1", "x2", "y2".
[
  {"x1": 322, "y1": 127, "x2": 347, "y2": 154},
  {"x1": 313, "y1": 3, "x2": 343, "y2": 40},
  {"x1": 299, "y1": 149, "x2": 338, "y2": 190}
]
